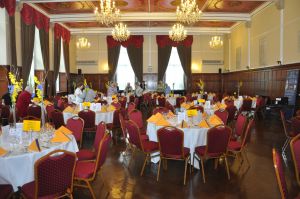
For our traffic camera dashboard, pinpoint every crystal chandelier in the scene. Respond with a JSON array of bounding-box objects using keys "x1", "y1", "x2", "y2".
[
  {"x1": 112, "y1": 23, "x2": 130, "y2": 42},
  {"x1": 176, "y1": 0, "x2": 202, "y2": 24},
  {"x1": 94, "y1": 0, "x2": 120, "y2": 26},
  {"x1": 169, "y1": 23, "x2": 187, "y2": 42},
  {"x1": 209, "y1": 36, "x2": 223, "y2": 49},
  {"x1": 76, "y1": 37, "x2": 91, "y2": 49}
]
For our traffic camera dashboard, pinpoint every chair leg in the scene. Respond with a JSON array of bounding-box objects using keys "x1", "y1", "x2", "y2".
[
  {"x1": 184, "y1": 158, "x2": 188, "y2": 185},
  {"x1": 214, "y1": 158, "x2": 219, "y2": 170},
  {"x1": 282, "y1": 137, "x2": 291, "y2": 154},
  {"x1": 200, "y1": 158, "x2": 206, "y2": 183},
  {"x1": 140, "y1": 154, "x2": 149, "y2": 176},
  {"x1": 189, "y1": 157, "x2": 192, "y2": 174},
  {"x1": 242, "y1": 150, "x2": 250, "y2": 167},
  {"x1": 86, "y1": 181, "x2": 96, "y2": 199},
  {"x1": 224, "y1": 156, "x2": 231, "y2": 180},
  {"x1": 157, "y1": 158, "x2": 162, "y2": 182},
  {"x1": 163, "y1": 159, "x2": 168, "y2": 170}
]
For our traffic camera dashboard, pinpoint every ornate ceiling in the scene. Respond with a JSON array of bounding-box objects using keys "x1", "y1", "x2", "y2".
[{"x1": 26, "y1": 0, "x2": 271, "y2": 34}]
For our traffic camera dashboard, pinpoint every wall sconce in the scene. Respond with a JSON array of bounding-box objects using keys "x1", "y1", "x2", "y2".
[{"x1": 277, "y1": 60, "x2": 282, "y2": 65}]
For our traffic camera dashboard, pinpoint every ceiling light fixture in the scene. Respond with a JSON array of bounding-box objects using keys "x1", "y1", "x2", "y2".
[
  {"x1": 169, "y1": 23, "x2": 187, "y2": 42},
  {"x1": 209, "y1": 35, "x2": 223, "y2": 49},
  {"x1": 94, "y1": 0, "x2": 120, "y2": 26},
  {"x1": 112, "y1": 23, "x2": 130, "y2": 42},
  {"x1": 176, "y1": 0, "x2": 202, "y2": 24},
  {"x1": 76, "y1": 36, "x2": 91, "y2": 49}
]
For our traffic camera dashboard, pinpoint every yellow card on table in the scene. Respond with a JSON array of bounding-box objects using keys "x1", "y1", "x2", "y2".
[
  {"x1": 28, "y1": 139, "x2": 41, "y2": 152},
  {"x1": 198, "y1": 99, "x2": 205, "y2": 103},
  {"x1": 57, "y1": 126, "x2": 73, "y2": 135},
  {"x1": 107, "y1": 105, "x2": 116, "y2": 112},
  {"x1": 23, "y1": 120, "x2": 41, "y2": 132},
  {"x1": 167, "y1": 111, "x2": 175, "y2": 118},
  {"x1": 186, "y1": 109, "x2": 198, "y2": 117},
  {"x1": 83, "y1": 102, "x2": 91, "y2": 107},
  {"x1": 0, "y1": 147, "x2": 7, "y2": 157},
  {"x1": 51, "y1": 131, "x2": 70, "y2": 143}
]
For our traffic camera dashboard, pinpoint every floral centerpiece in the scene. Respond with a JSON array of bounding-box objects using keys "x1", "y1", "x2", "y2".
[
  {"x1": 196, "y1": 79, "x2": 205, "y2": 94},
  {"x1": 33, "y1": 75, "x2": 46, "y2": 128}
]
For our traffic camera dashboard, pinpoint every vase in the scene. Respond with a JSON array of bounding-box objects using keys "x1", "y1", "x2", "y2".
[
  {"x1": 41, "y1": 102, "x2": 46, "y2": 129},
  {"x1": 10, "y1": 104, "x2": 16, "y2": 127}
]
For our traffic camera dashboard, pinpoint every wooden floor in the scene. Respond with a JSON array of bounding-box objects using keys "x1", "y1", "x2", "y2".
[{"x1": 73, "y1": 110, "x2": 300, "y2": 199}]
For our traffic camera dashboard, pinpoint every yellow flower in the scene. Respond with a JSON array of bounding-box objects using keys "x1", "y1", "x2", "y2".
[{"x1": 8, "y1": 72, "x2": 23, "y2": 103}]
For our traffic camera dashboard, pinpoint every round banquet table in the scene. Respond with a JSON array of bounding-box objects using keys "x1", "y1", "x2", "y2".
[
  {"x1": 0, "y1": 125, "x2": 79, "y2": 191},
  {"x1": 63, "y1": 110, "x2": 114, "y2": 125},
  {"x1": 221, "y1": 98, "x2": 256, "y2": 110},
  {"x1": 147, "y1": 116, "x2": 209, "y2": 169}
]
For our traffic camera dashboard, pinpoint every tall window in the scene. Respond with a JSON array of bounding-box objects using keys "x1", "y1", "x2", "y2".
[
  {"x1": 116, "y1": 46, "x2": 135, "y2": 90},
  {"x1": 56, "y1": 40, "x2": 66, "y2": 92},
  {"x1": 165, "y1": 47, "x2": 184, "y2": 90}
]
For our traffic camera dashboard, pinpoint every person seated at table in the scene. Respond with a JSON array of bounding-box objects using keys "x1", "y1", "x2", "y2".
[
  {"x1": 16, "y1": 86, "x2": 33, "y2": 118},
  {"x1": 165, "y1": 83, "x2": 171, "y2": 95},
  {"x1": 157, "y1": 81, "x2": 165, "y2": 93},
  {"x1": 140, "y1": 81, "x2": 146, "y2": 91},
  {"x1": 124, "y1": 82, "x2": 133, "y2": 95},
  {"x1": 107, "y1": 82, "x2": 118, "y2": 97},
  {"x1": 2, "y1": 90, "x2": 12, "y2": 107},
  {"x1": 74, "y1": 83, "x2": 86, "y2": 103},
  {"x1": 84, "y1": 86, "x2": 96, "y2": 102},
  {"x1": 135, "y1": 82, "x2": 143, "y2": 98}
]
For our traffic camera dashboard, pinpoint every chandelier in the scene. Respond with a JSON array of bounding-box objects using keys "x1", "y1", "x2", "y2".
[
  {"x1": 169, "y1": 23, "x2": 187, "y2": 42},
  {"x1": 209, "y1": 36, "x2": 223, "y2": 49},
  {"x1": 94, "y1": 0, "x2": 120, "y2": 26},
  {"x1": 76, "y1": 37, "x2": 91, "y2": 49},
  {"x1": 112, "y1": 23, "x2": 130, "y2": 42},
  {"x1": 176, "y1": 0, "x2": 202, "y2": 24}
]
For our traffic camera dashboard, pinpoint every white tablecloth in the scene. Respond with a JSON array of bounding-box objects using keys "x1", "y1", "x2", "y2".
[
  {"x1": 0, "y1": 134, "x2": 78, "y2": 191},
  {"x1": 147, "y1": 118, "x2": 209, "y2": 169},
  {"x1": 221, "y1": 99, "x2": 256, "y2": 110},
  {"x1": 63, "y1": 111, "x2": 114, "y2": 125}
]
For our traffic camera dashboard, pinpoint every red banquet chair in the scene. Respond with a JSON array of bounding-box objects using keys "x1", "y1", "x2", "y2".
[
  {"x1": 21, "y1": 150, "x2": 76, "y2": 199},
  {"x1": 290, "y1": 134, "x2": 300, "y2": 187},
  {"x1": 119, "y1": 97, "x2": 127, "y2": 108},
  {"x1": 74, "y1": 133, "x2": 111, "y2": 199},
  {"x1": 111, "y1": 101, "x2": 121, "y2": 110},
  {"x1": 0, "y1": 184, "x2": 13, "y2": 199},
  {"x1": 228, "y1": 119, "x2": 254, "y2": 167},
  {"x1": 273, "y1": 148, "x2": 289, "y2": 199},
  {"x1": 27, "y1": 104, "x2": 41, "y2": 119},
  {"x1": 125, "y1": 120, "x2": 159, "y2": 176},
  {"x1": 231, "y1": 113, "x2": 248, "y2": 141},
  {"x1": 280, "y1": 110, "x2": 297, "y2": 156},
  {"x1": 127, "y1": 102, "x2": 136, "y2": 115},
  {"x1": 240, "y1": 98, "x2": 252, "y2": 112},
  {"x1": 189, "y1": 105, "x2": 204, "y2": 113},
  {"x1": 214, "y1": 109, "x2": 229, "y2": 124},
  {"x1": 176, "y1": 96, "x2": 185, "y2": 108},
  {"x1": 157, "y1": 96, "x2": 166, "y2": 107},
  {"x1": 119, "y1": 113, "x2": 132, "y2": 156},
  {"x1": 66, "y1": 116, "x2": 84, "y2": 148},
  {"x1": 128, "y1": 109, "x2": 147, "y2": 135},
  {"x1": 78, "y1": 109, "x2": 96, "y2": 133},
  {"x1": 76, "y1": 121, "x2": 106, "y2": 161},
  {"x1": 193, "y1": 125, "x2": 232, "y2": 183},
  {"x1": 226, "y1": 104, "x2": 237, "y2": 124},
  {"x1": 165, "y1": 100, "x2": 175, "y2": 113},
  {"x1": 45, "y1": 104, "x2": 55, "y2": 122},
  {"x1": 0, "y1": 105, "x2": 10, "y2": 125},
  {"x1": 156, "y1": 126, "x2": 191, "y2": 185},
  {"x1": 152, "y1": 107, "x2": 169, "y2": 115},
  {"x1": 51, "y1": 109, "x2": 65, "y2": 129}
]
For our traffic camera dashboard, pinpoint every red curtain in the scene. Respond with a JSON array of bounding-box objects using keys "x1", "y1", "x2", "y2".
[
  {"x1": 107, "y1": 35, "x2": 143, "y2": 48},
  {"x1": 0, "y1": 0, "x2": 16, "y2": 16},
  {"x1": 20, "y1": 3, "x2": 49, "y2": 32},
  {"x1": 54, "y1": 23, "x2": 70, "y2": 44},
  {"x1": 156, "y1": 35, "x2": 193, "y2": 48}
]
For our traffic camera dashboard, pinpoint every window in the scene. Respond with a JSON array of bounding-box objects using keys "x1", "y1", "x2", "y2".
[
  {"x1": 56, "y1": 40, "x2": 66, "y2": 92},
  {"x1": 116, "y1": 46, "x2": 135, "y2": 90},
  {"x1": 165, "y1": 47, "x2": 184, "y2": 90}
]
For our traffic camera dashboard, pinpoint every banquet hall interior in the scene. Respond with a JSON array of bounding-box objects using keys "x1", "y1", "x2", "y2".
[{"x1": 0, "y1": 0, "x2": 300, "y2": 198}]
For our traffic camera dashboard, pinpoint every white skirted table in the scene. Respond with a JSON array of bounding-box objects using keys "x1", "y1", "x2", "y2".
[{"x1": 63, "y1": 110, "x2": 114, "y2": 125}]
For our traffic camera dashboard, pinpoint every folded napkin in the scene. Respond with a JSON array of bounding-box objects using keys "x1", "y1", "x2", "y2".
[
  {"x1": 51, "y1": 131, "x2": 71, "y2": 143},
  {"x1": 107, "y1": 105, "x2": 116, "y2": 112},
  {"x1": 28, "y1": 139, "x2": 41, "y2": 152},
  {"x1": 181, "y1": 103, "x2": 191, "y2": 110},
  {"x1": 44, "y1": 100, "x2": 52, "y2": 106},
  {"x1": 156, "y1": 118, "x2": 170, "y2": 126},
  {"x1": 147, "y1": 115, "x2": 158, "y2": 123},
  {"x1": 57, "y1": 126, "x2": 73, "y2": 135},
  {"x1": 0, "y1": 147, "x2": 8, "y2": 157},
  {"x1": 167, "y1": 111, "x2": 175, "y2": 118},
  {"x1": 219, "y1": 103, "x2": 227, "y2": 109},
  {"x1": 209, "y1": 115, "x2": 223, "y2": 126},
  {"x1": 187, "y1": 109, "x2": 198, "y2": 117},
  {"x1": 198, "y1": 120, "x2": 209, "y2": 128},
  {"x1": 64, "y1": 106, "x2": 74, "y2": 113},
  {"x1": 101, "y1": 106, "x2": 107, "y2": 112},
  {"x1": 179, "y1": 120, "x2": 189, "y2": 128}
]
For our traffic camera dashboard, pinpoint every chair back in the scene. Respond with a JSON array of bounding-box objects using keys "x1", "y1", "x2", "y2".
[
  {"x1": 157, "y1": 97, "x2": 166, "y2": 107},
  {"x1": 176, "y1": 97, "x2": 185, "y2": 108},
  {"x1": 46, "y1": 104, "x2": 55, "y2": 121},
  {"x1": 225, "y1": 105, "x2": 237, "y2": 123},
  {"x1": 34, "y1": 150, "x2": 76, "y2": 198},
  {"x1": 157, "y1": 126, "x2": 185, "y2": 159},
  {"x1": 0, "y1": 105, "x2": 10, "y2": 119},
  {"x1": 57, "y1": 99, "x2": 65, "y2": 111},
  {"x1": 224, "y1": 99, "x2": 234, "y2": 107},
  {"x1": 241, "y1": 99, "x2": 252, "y2": 111},
  {"x1": 23, "y1": 116, "x2": 40, "y2": 121},
  {"x1": 94, "y1": 122, "x2": 107, "y2": 153},
  {"x1": 119, "y1": 113, "x2": 127, "y2": 141},
  {"x1": 272, "y1": 148, "x2": 288, "y2": 199},
  {"x1": 111, "y1": 102, "x2": 121, "y2": 110},
  {"x1": 128, "y1": 109, "x2": 143, "y2": 129},
  {"x1": 125, "y1": 120, "x2": 142, "y2": 150},
  {"x1": 143, "y1": 93, "x2": 152, "y2": 104},
  {"x1": 290, "y1": 134, "x2": 300, "y2": 187},
  {"x1": 190, "y1": 105, "x2": 204, "y2": 113},
  {"x1": 134, "y1": 98, "x2": 139, "y2": 106},
  {"x1": 280, "y1": 110, "x2": 289, "y2": 137},
  {"x1": 28, "y1": 105, "x2": 42, "y2": 119},
  {"x1": 95, "y1": 133, "x2": 111, "y2": 173},
  {"x1": 119, "y1": 97, "x2": 127, "y2": 108},
  {"x1": 66, "y1": 116, "x2": 84, "y2": 143},
  {"x1": 152, "y1": 107, "x2": 169, "y2": 115},
  {"x1": 52, "y1": 109, "x2": 65, "y2": 129},
  {"x1": 165, "y1": 100, "x2": 175, "y2": 113},
  {"x1": 241, "y1": 119, "x2": 254, "y2": 147},
  {"x1": 214, "y1": 109, "x2": 229, "y2": 124},
  {"x1": 206, "y1": 125, "x2": 231, "y2": 156},
  {"x1": 291, "y1": 117, "x2": 300, "y2": 136},
  {"x1": 235, "y1": 114, "x2": 248, "y2": 137},
  {"x1": 78, "y1": 110, "x2": 96, "y2": 129},
  {"x1": 127, "y1": 102, "x2": 136, "y2": 114}
]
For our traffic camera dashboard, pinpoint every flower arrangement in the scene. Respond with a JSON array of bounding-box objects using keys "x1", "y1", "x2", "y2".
[
  {"x1": 196, "y1": 79, "x2": 205, "y2": 94},
  {"x1": 105, "y1": 81, "x2": 110, "y2": 89},
  {"x1": 33, "y1": 76, "x2": 43, "y2": 102},
  {"x1": 8, "y1": 72, "x2": 23, "y2": 103}
]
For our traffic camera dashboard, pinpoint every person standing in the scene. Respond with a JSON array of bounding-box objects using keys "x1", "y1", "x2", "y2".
[
  {"x1": 124, "y1": 82, "x2": 133, "y2": 95},
  {"x1": 16, "y1": 86, "x2": 32, "y2": 118},
  {"x1": 74, "y1": 84, "x2": 86, "y2": 103}
]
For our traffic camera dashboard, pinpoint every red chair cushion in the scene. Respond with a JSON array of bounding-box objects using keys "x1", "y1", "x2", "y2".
[
  {"x1": 140, "y1": 127, "x2": 147, "y2": 135},
  {"x1": 0, "y1": 184, "x2": 13, "y2": 199},
  {"x1": 162, "y1": 147, "x2": 190, "y2": 159},
  {"x1": 106, "y1": 123, "x2": 113, "y2": 130},
  {"x1": 21, "y1": 181, "x2": 58, "y2": 199},
  {"x1": 228, "y1": 141, "x2": 242, "y2": 151},
  {"x1": 76, "y1": 149, "x2": 96, "y2": 161},
  {"x1": 75, "y1": 161, "x2": 96, "y2": 179},
  {"x1": 142, "y1": 141, "x2": 158, "y2": 152},
  {"x1": 195, "y1": 146, "x2": 223, "y2": 158}
]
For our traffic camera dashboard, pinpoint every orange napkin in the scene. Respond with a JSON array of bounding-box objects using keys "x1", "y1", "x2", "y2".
[
  {"x1": 0, "y1": 147, "x2": 8, "y2": 157},
  {"x1": 101, "y1": 106, "x2": 107, "y2": 112},
  {"x1": 51, "y1": 131, "x2": 71, "y2": 143},
  {"x1": 209, "y1": 115, "x2": 223, "y2": 126},
  {"x1": 57, "y1": 126, "x2": 73, "y2": 135},
  {"x1": 28, "y1": 139, "x2": 41, "y2": 152},
  {"x1": 107, "y1": 105, "x2": 116, "y2": 112},
  {"x1": 181, "y1": 103, "x2": 191, "y2": 110},
  {"x1": 147, "y1": 115, "x2": 158, "y2": 123},
  {"x1": 43, "y1": 100, "x2": 52, "y2": 106},
  {"x1": 64, "y1": 106, "x2": 74, "y2": 113},
  {"x1": 167, "y1": 111, "x2": 175, "y2": 118},
  {"x1": 179, "y1": 120, "x2": 189, "y2": 128},
  {"x1": 198, "y1": 120, "x2": 209, "y2": 128},
  {"x1": 156, "y1": 118, "x2": 170, "y2": 126},
  {"x1": 219, "y1": 104, "x2": 227, "y2": 109}
]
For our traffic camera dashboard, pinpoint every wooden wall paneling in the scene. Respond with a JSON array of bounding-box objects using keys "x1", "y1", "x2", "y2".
[
  {"x1": 83, "y1": 74, "x2": 109, "y2": 94},
  {"x1": 59, "y1": 73, "x2": 67, "y2": 92}
]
